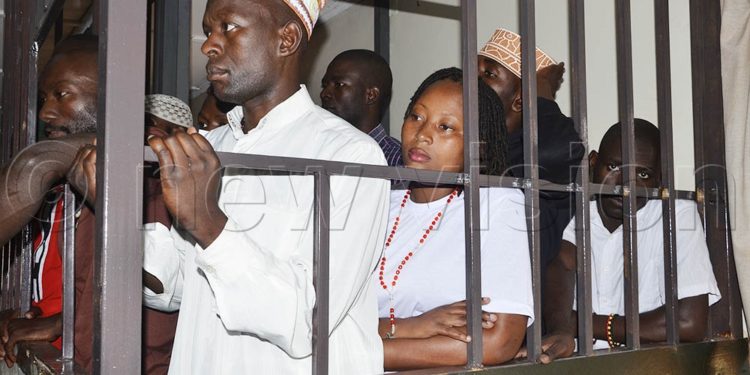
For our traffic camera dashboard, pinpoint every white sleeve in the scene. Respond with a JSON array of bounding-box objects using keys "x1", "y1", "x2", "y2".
[
  {"x1": 561, "y1": 213, "x2": 577, "y2": 246},
  {"x1": 481, "y1": 189, "x2": 535, "y2": 326},
  {"x1": 142, "y1": 223, "x2": 185, "y2": 312},
  {"x1": 673, "y1": 201, "x2": 722, "y2": 305},
  {"x1": 194, "y1": 144, "x2": 389, "y2": 358}
]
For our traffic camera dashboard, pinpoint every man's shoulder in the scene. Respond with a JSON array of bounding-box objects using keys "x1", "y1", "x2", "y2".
[{"x1": 305, "y1": 107, "x2": 387, "y2": 165}]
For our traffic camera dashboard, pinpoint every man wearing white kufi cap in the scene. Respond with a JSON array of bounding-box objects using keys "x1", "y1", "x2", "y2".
[{"x1": 143, "y1": 0, "x2": 388, "y2": 374}]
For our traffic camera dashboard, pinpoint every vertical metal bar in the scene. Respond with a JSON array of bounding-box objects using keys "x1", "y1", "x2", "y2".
[
  {"x1": 460, "y1": 0, "x2": 483, "y2": 368},
  {"x1": 520, "y1": 0, "x2": 542, "y2": 360},
  {"x1": 152, "y1": 0, "x2": 191, "y2": 102},
  {"x1": 569, "y1": 0, "x2": 593, "y2": 356},
  {"x1": 93, "y1": 0, "x2": 147, "y2": 372},
  {"x1": 311, "y1": 170, "x2": 331, "y2": 375},
  {"x1": 689, "y1": 0, "x2": 742, "y2": 339},
  {"x1": 614, "y1": 0, "x2": 640, "y2": 350},
  {"x1": 26, "y1": 41, "x2": 39, "y2": 149},
  {"x1": 654, "y1": 0, "x2": 679, "y2": 346},
  {"x1": 1, "y1": 246, "x2": 6, "y2": 309},
  {"x1": 19, "y1": 228, "x2": 32, "y2": 313},
  {"x1": 62, "y1": 185, "x2": 76, "y2": 360},
  {"x1": 374, "y1": 0, "x2": 390, "y2": 134}
]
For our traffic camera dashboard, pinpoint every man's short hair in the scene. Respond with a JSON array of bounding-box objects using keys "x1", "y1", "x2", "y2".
[{"x1": 334, "y1": 49, "x2": 393, "y2": 116}]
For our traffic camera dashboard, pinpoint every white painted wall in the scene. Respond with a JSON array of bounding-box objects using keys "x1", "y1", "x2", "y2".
[
  {"x1": 189, "y1": 0, "x2": 696, "y2": 190},
  {"x1": 385, "y1": 0, "x2": 696, "y2": 190}
]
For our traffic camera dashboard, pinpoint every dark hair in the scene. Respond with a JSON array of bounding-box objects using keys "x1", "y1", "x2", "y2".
[
  {"x1": 333, "y1": 49, "x2": 393, "y2": 118},
  {"x1": 404, "y1": 67, "x2": 508, "y2": 176}
]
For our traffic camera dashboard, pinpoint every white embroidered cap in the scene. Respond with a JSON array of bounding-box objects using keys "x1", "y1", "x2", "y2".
[{"x1": 282, "y1": 0, "x2": 326, "y2": 40}]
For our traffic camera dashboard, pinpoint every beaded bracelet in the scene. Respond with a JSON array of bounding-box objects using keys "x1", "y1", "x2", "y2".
[{"x1": 606, "y1": 314, "x2": 623, "y2": 348}]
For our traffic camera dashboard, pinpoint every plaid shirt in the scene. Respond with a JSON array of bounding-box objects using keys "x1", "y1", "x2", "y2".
[{"x1": 368, "y1": 124, "x2": 403, "y2": 167}]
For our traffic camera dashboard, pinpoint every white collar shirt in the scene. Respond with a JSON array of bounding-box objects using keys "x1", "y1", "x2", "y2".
[
  {"x1": 563, "y1": 199, "x2": 721, "y2": 349},
  {"x1": 144, "y1": 86, "x2": 389, "y2": 374}
]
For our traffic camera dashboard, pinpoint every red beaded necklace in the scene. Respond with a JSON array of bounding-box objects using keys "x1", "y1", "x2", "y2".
[{"x1": 379, "y1": 188, "x2": 459, "y2": 338}]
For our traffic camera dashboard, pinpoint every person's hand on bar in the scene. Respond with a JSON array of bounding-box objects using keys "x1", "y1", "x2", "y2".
[
  {"x1": 67, "y1": 142, "x2": 97, "y2": 208},
  {"x1": 514, "y1": 332, "x2": 575, "y2": 364},
  {"x1": 0, "y1": 308, "x2": 61, "y2": 367},
  {"x1": 148, "y1": 128, "x2": 226, "y2": 248}
]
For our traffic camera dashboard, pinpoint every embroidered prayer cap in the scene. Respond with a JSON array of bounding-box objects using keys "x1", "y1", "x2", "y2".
[
  {"x1": 282, "y1": 0, "x2": 326, "y2": 40},
  {"x1": 144, "y1": 94, "x2": 194, "y2": 129},
  {"x1": 479, "y1": 27, "x2": 556, "y2": 79}
]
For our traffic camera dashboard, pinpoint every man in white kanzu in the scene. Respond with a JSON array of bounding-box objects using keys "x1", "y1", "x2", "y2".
[{"x1": 142, "y1": 0, "x2": 389, "y2": 373}]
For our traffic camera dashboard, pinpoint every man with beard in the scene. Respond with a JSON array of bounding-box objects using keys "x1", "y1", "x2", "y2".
[
  {"x1": 0, "y1": 35, "x2": 98, "y2": 371},
  {"x1": 534, "y1": 120, "x2": 720, "y2": 362},
  {"x1": 0, "y1": 38, "x2": 185, "y2": 373},
  {"x1": 320, "y1": 49, "x2": 402, "y2": 167},
  {"x1": 139, "y1": 0, "x2": 389, "y2": 373}
]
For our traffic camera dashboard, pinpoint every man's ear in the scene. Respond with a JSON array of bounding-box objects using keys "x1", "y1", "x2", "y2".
[
  {"x1": 511, "y1": 91, "x2": 523, "y2": 113},
  {"x1": 279, "y1": 21, "x2": 303, "y2": 57},
  {"x1": 366, "y1": 87, "x2": 380, "y2": 105}
]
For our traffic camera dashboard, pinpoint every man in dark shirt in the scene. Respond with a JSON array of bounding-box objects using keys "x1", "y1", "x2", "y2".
[
  {"x1": 321, "y1": 49, "x2": 403, "y2": 167},
  {"x1": 478, "y1": 28, "x2": 585, "y2": 302}
]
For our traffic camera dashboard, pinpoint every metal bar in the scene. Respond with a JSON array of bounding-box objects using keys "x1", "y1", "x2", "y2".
[
  {"x1": 152, "y1": 0, "x2": 191, "y2": 102},
  {"x1": 311, "y1": 170, "x2": 331, "y2": 375},
  {"x1": 145, "y1": 148, "x2": 697, "y2": 200},
  {"x1": 688, "y1": 0, "x2": 742, "y2": 338},
  {"x1": 1, "y1": 246, "x2": 6, "y2": 309},
  {"x1": 19, "y1": 228, "x2": 32, "y2": 313},
  {"x1": 33, "y1": 0, "x2": 64, "y2": 44},
  {"x1": 460, "y1": 0, "x2": 483, "y2": 368},
  {"x1": 614, "y1": 0, "x2": 640, "y2": 350},
  {"x1": 520, "y1": 0, "x2": 542, "y2": 360},
  {"x1": 26, "y1": 40, "x2": 39, "y2": 151},
  {"x1": 61, "y1": 185, "x2": 75, "y2": 360},
  {"x1": 374, "y1": 0, "x2": 390, "y2": 134},
  {"x1": 93, "y1": 0, "x2": 147, "y2": 372},
  {"x1": 654, "y1": 0, "x2": 679, "y2": 346},
  {"x1": 569, "y1": 0, "x2": 593, "y2": 356}
]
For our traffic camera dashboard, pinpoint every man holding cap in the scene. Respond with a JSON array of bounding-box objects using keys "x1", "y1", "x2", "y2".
[
  {"x1": 142, "y1": 0, "x2": 389, "y2": 373},
  {"x1": 478, "y1": 28, "x2": 585, "y2": 293}
]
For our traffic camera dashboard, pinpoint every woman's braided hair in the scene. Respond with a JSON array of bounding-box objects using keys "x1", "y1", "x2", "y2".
[{"x1": 403, "y1": 67, "x2": 508, "y2": 176}]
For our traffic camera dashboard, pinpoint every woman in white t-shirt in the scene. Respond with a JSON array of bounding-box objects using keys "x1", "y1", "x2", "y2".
[{"x1": 376, "y1": 68, "x2": 533, "y2": 370}]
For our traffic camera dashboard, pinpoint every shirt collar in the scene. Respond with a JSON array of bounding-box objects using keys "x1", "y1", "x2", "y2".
[
  {"x1": 225, "y1": 85, "x2": 315, "y2": 140},
  {"x1": 368, "y1": 123, "x2": 387, "y2": 143}
]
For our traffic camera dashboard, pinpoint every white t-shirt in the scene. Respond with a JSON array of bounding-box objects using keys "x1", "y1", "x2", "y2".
[
  {"x1": 144, "y1": 86, "x2": 389, "y2": 374},
  {"x1": 375, "y1": 188, "x2": 534, "y2": 326},
  {"x1": 563, "y1": 199, "x2": 721, "y2": 349}
]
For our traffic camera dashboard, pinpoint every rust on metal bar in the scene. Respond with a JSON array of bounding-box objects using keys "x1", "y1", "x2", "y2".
[
  {"x1": 688, "y1": 0, "x2": 743, "y2": 339},
  {"x1": 520, "y1": 0, "x2": 542, "y2": 361},
  {"x1": 569, "y1": 0, "x2": 593, "y2": 355},
  {"x1": 614, "y1": 0, "x2": 640, "y2": 350},
  {"x1": 654, "y1": 0, "x2": 679, "y2": 345}
]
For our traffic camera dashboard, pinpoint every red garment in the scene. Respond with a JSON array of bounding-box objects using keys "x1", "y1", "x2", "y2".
[
  {"x1": 29, "y1": 177, "x2": 178, "y2": 373},
  {"x1": 30, "y1": 193, "x2": 64, "y2": 350}
]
